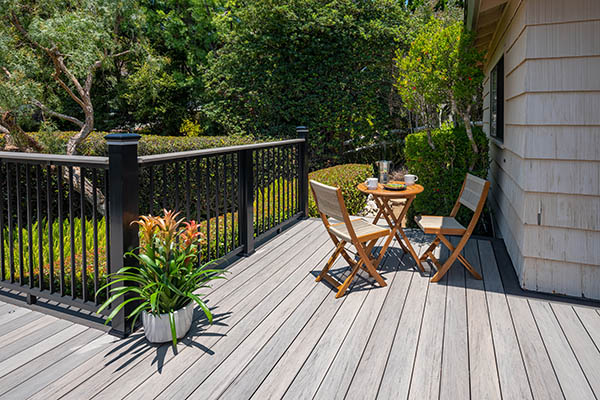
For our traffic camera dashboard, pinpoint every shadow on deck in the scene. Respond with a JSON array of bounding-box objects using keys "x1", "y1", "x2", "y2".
[{"x1": 0, "y1": 218, "x2": 599, "y2": 399}]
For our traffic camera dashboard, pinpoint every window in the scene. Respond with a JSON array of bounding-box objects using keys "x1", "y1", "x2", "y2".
[{"x1": 490, "y1": 56, "x2": 504, "y2": 142}]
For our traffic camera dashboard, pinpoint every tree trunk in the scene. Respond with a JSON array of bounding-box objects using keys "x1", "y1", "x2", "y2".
[
  {"x1": 425, "y1": 106, "x2": 436, "y2": 150},
  {"x1": 1, "y1": 111, "x2": 44, "y2": 152},
  {"x1": 462, "y1": 112, "x2": 479, "y2": 155}
]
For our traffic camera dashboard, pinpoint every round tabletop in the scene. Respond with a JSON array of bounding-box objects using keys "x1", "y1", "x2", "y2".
[{"x1": 357, "y1": 181, "x2": 424, "y2": 198}]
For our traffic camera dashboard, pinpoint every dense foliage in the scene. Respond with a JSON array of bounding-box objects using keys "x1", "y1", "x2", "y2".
[
  {"x1": 308, "y1": 164, "x2": 374, "y2": 217},
  {"x1": 201, "y1": 0, "x2": 410, "y2": 168},
  {"x1": 404, "y1": 123, "x2": 489, "y2": 227},
  {"x1": 0, "y1": 131, "x2": 255, "y2": 156}
]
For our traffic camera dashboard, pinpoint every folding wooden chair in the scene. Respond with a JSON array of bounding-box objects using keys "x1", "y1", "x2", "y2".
[
  {"x1": 310, "y1": 180, "x2": 391, "y2": 298},
  {"x1": 415, "y1": 173, "x2": 490, "y2": 283}
]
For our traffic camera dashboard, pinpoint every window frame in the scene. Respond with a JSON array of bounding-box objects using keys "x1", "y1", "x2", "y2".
[{"x1": 490, "y1": 56, "x2": 504, "y2": 142}]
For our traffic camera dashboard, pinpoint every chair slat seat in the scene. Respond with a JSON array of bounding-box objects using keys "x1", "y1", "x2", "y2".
[
  {"x1": 415, "y1": 215, "x2": 466, "y2": 235},
  {"x1": 329, "y1": 219, "x2": 390, "y2": 242}
]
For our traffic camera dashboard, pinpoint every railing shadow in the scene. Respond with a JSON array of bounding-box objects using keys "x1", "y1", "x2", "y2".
[{"x1": 101, "y1": 305, "x2": 232, "y2": 373}]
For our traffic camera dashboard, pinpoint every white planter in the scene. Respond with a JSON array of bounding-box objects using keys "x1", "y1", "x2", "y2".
[{"x1": 142, "y1": 302, "x2": 194, "y2": 344}]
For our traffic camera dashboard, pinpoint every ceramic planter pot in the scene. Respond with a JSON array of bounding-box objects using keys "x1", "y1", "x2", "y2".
[{"x1": 142, "y1": 302, "x2": 194, "y2": 344}]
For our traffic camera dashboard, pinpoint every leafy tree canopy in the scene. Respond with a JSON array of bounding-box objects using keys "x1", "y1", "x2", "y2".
[
  {"x1": 396, "y1": 19, "x2": 484, "y2": 155},
  {"x1": 201, "y1": 0, "x2": 410, "y2": 167}
]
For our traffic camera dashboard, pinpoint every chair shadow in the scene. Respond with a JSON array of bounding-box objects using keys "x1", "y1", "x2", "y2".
[{"x1": 310, "y1": 233, "x2": 434, "y2": 296}]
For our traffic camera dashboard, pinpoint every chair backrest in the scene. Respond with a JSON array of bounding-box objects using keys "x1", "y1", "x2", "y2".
[
  {"x1": 458, "y1": 173, "x2": 489, "y2": 212},
  {"x1": 309, "y1": 180, "x2": 346, "y2": 222}
]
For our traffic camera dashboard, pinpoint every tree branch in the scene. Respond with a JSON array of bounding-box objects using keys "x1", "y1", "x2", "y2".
[
  {"x1": 51, "y1": 49, "x2": 87, "y2": 100},
  {"x1": 10, "y1": 12, "x2": 50, "y2": 53},
  {"x1": 32, "y1": 99, "x2": 84, "y2": 127}
]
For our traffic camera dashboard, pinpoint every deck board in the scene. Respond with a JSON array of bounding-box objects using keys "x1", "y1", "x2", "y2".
[
  {"x1": 529, "y1": 300, "x2": 595, "y2": 400},
  {"x1": 0, "y1": 218, "x2": 599, "y2": 400},
  {"x1": 464, "y1": 240, "x2": 502, "y2": 400},
  {"x1": 479, "y1": 240, "x2": 534, "y2": 400}
]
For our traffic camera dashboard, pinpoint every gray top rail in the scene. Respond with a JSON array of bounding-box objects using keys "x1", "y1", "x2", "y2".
[
  {"x1": 137, "y1": 138, "x2": 305, "y2": 165},
  {"x1": 0, "y1": 151, "x2": 110, "y2": 168}
]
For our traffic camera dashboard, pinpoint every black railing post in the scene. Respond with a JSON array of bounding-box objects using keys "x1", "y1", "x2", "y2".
[
  {"x1": 238, "y1": 149, "x2": 255, "y2": 255},
  {"x1": 296, "y1": 126, "x2": 309, "y2": 218},
  {"x1": 105, "y1": 133, "x2": 141, "y2": 337}
]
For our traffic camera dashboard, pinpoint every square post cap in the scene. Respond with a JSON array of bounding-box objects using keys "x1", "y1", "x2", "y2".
[
  {"x1": 296, "y1": 126, "x2": 308, "y2": 137},
  {"x1": 104, "y1": 133, "x2": 141, "y2": 145}
]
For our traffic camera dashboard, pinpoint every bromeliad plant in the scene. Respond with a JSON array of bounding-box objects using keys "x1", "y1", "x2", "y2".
[{"x1": 97, "y1": 210, "x2": 225, "y2": 346}]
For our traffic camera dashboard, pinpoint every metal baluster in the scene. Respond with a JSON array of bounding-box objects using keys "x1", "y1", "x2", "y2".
[
  {"x1": 104, "y1": 170, "x2": 110, "y2": 300},
  {"x1": 195, "y1": 158, "x2": 203, "y2": 265},
  {"x1": 223, "y1": 155, "x2": 228, "y2": 254},
  {"x1": 261, "y1": 149, "x2": 265, "y2": 234},
  {"x1": 57, "y1": 166, "x2": 64, "y2": 294},
  {"x1": 26, "y1": 164, "x2": 33, "y2": 288},
  {"x1": 149, "y1": 166, "x2": 155, "y2": 216},
  {"x1": 277, "y1": 147, "x2": 281, "y2": 225},
  {"x1": 185, "y1": 160, "x2": 191, "y2": 220},
  {"x1": 293, "y1": 146, "x2": 297, "y2": 213},
  {"x1": 0, "y1": 162, "x2": 5, "y2": 281},
  {"x1": 205, "y1": 157, "x2": 211, "y2": 260},
  {"x1": 175, "y1": 162, "x2": 180, "y2": 212},
  {"x1": 267, "y1": 149, "x2": 271, "y2": 230},
  {"x1": 7, "y1": 163, "x2": 14, "y2": 283},
  {"x1": 215, "y1": 155, "x2": 220, "y2": 257},
  {"x1": 231, "y1": 153, "x2": 236, "y2": 249},
  {"x1": 16, "y1": 164, "x2": 24, "y2": 285},
  {"x1": 92, "y1": 169, "x2": 99, "y2": 303},
  {"x1": 48, "y1": 166, "x2": 55, "y2": 293},
  {"x1": 36, "y1": 166, "x2": 42, "y2": 290},
  {"x1": 80, "y1": 168, "x2": 87, "y2": 302},
  {"x1": 69, "y1": 167, "x2": 75, "y2": 298},
  {"x1": 288, "y1": 146, "x2": 292, "y2": 218},
  {"x1": 162, "y1": 164, "x2": 167, "y2": 210}
]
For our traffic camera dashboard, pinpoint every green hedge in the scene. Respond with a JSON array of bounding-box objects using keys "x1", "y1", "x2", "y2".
[
  {"x1": 404, "y1": 123, "x2": 490, "y2": 228},
  {"x1": 2, "y1": 131, "x2": 256, "y2": 156},
  {"x1": 308, "y1": 164, "x2": 374, "y2": 218}
]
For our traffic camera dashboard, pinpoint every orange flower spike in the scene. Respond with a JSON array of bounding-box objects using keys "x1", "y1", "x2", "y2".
[
  {"x1": 181, "y1": 221, "x2": 202, "y2": 247},
  {"x1": 133, "y1": 215, "x2": 158, "y2": 245}
]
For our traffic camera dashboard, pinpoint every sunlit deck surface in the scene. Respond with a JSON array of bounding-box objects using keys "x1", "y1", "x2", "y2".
[{"x1": 0, "y1": 218, "x2": 599, "y2": 400}]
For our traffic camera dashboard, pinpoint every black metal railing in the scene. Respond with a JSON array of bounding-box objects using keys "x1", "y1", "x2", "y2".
[
  {"x1": 0, "y1": 154, "x2": 110, "y2": 314},
  {"x1": 0, "y1": 127, "x2": 309, "y2": 336}
]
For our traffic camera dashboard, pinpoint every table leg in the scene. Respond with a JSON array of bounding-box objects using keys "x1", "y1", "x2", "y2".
[{"x1": 374, "y1": 195, "x2": 425, "y2": 272}]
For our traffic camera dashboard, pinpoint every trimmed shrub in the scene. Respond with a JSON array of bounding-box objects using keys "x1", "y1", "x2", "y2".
[
  {"x1": 308, "y1": 164, "x2": 374, "y2": 218},
  {"x1": 1, "y1": 131, "x2": 256, "y2": 156},
  {"x1": 404, "y1": 123, "x2": 489, "y2": 228}
]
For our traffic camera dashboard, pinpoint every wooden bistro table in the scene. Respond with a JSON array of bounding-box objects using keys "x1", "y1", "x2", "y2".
[{"x1": 357, "y1": 181, "x2": 425, "y2": 272}]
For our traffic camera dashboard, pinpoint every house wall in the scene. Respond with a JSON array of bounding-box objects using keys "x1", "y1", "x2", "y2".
[{"x1": 481, "y1": 0, "x2": 600, "y2": 299}]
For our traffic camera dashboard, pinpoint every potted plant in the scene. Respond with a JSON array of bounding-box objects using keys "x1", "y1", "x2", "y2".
[{"x1": 97, "y1": 210, "x2": 225, "y2": 346}]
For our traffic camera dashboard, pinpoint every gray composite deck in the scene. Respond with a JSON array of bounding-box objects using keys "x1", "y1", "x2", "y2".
[{"x1": 0, "y1": 218, "x2": 599, "y2": 399}]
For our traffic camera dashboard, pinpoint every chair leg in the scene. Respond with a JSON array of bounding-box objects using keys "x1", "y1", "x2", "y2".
[
  {"x1": 431, "y1": 235, "x2": 481, "y2": 282},
  {"x1": 317, "y1": 240, "x2": 345, "y2": 282},
  {"x1": 457, "y1": 254, "x2": 482, "y2": 280},
  {"x1": 336, "y1": 261, "x2": 362, "y2": 298},
  {"x1": 438, "y1": 234, "x2": 482, "y2": 280},
  {"x1": 357, "y1": 243, "x2": 387, "y2": 287},
  {"x1": 420, "y1": 236, "x2": 441, "y2": 261},
  {"x1": 430, "y1": 248, "x2": 460, "y2": 282}
]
